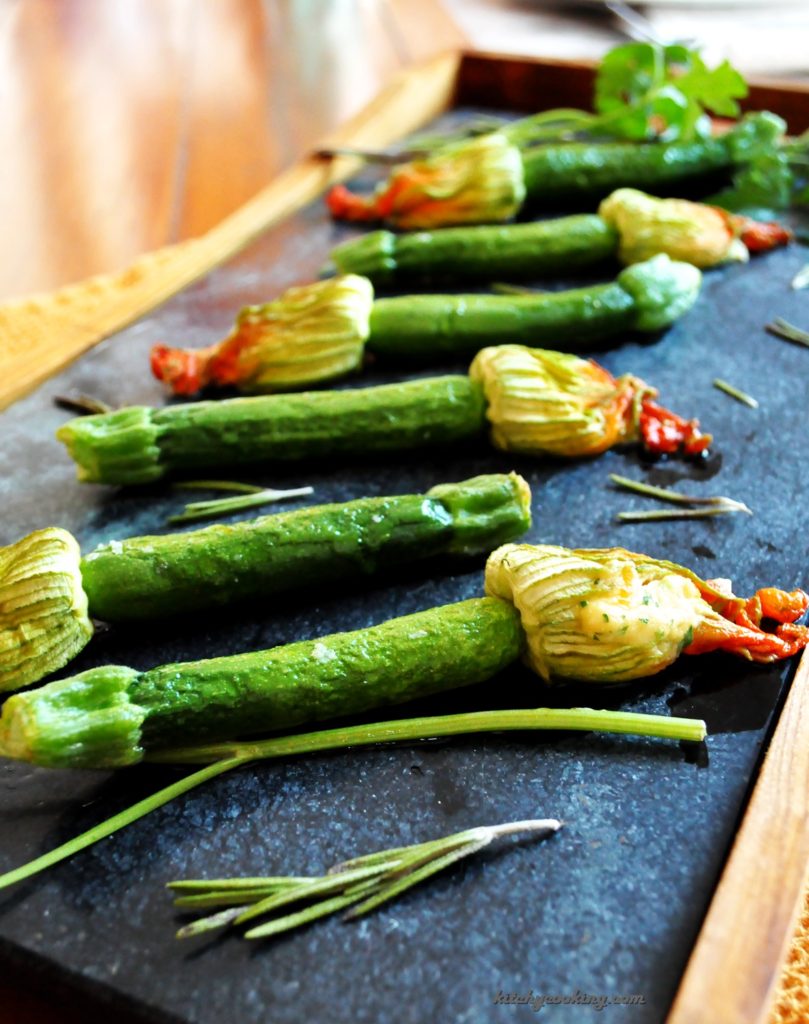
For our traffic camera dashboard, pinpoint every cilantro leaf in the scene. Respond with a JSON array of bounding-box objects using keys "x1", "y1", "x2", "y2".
[
  {"x1": 595, "y1": 43, "x2": 664, "y2": 116},
  {"x1": 710, "y1": 150, "x2": 794, "y2": 215},
  {"x1": 594, "y1": 42, "x2": 749, "y2": 143},
  {"x1": 674, "y1": 54, "x2": 748, "y2": 119}
]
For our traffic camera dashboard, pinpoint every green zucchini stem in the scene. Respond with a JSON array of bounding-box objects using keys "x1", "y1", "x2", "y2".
[{"x1": 0, "y1": 707, "x2": 705, "y2": 893}]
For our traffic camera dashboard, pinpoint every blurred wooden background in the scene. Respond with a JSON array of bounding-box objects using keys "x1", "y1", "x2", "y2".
[
  {"x1": 0, "y1": 0, "x2": 464, "y2": 300},
  {"x1": 2, "y1": 0, "x2": 807, "y2": 301}
]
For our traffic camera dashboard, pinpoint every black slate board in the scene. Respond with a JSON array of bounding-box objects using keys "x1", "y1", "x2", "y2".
[{"x1": 2, "y1": 108, "x2": 809, "y2": 1024}]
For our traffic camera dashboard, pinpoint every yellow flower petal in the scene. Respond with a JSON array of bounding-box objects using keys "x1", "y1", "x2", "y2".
[
  {"x1": 599, "y1": 188, "x2": 742, "y2": 269},
  {"x1": 469, "y1": 345, "x2": 648, "y2": 457},
  {"x1": 0, "y1": 528, "x2": 94, "y2": 693},
  {"x1": 485, "y1": 544, "x2": 703, "y2": 683}
]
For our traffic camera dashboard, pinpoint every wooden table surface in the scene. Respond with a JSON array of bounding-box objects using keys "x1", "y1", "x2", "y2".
[{"x1": 1, "y1": 2, "x2": 807, "y2": 1022}]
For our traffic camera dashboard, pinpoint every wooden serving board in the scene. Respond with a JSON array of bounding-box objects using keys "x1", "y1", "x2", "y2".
[{"x1": 1, "y1": 52, "x2": 808, "y2": 1024}]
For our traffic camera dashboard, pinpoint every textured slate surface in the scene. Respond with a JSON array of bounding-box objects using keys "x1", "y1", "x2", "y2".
[{"x1": 1, "y1": 109, "x2": 809, "y2": 1024}]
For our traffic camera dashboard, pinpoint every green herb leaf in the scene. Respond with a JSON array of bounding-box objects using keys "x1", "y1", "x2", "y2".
[
  {"x1": 674, "y1": 53, "x2": 747, "y2": 120},
  {"x1": 711, "y1": 150, "x2": 794, "y2": 214},
  {"x1": 595, "y1": 43, "x2": 666, "y2": 118},
  {"x1": 593, "y1": 43, "x2": 745, "y2": 143}
]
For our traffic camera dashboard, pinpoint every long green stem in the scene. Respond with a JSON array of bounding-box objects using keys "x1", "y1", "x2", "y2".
[
  {"x1": 0, "y1": 757, "x2": 248, "y2": 892},
  {"x1": 0, "y1": 707, "x2": 705, "y2": 893},
  {"x1": 150, "y1": 706, "x2": 707, "y2": 765}
]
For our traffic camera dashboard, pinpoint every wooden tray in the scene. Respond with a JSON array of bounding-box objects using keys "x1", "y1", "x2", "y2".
[{"x1": 1, "y1": 51, "x2": 808, "y2": 1024}]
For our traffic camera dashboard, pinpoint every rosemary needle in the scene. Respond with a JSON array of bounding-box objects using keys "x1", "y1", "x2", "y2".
[
  {"x1": 53, "y1": 394, "x2": 113, "y2": 416},
  {"x1": 766, "y1": 317, "x2": 809, "y2": 349},
  {"x1": 617, "y1": 507, "x2": 749, "y2": 523},
  {"x1": 609, "y1": 474, "x2": 751, "y2": 514},
  {"x1": 173, "y1": 479, "x2": 269, "y2": 494},
  {"x1": 791, "y1": 265, "x2": 809, "y2": 290},
  {"x1": 712, "y1": 379, "x2": 759, "y2": 409},
  {"x1": 168, "y1": 482, "x2": 314, "y2": 524},
  {"x1": 170, "y1": 819, "x2": 562, "y2": 941}
]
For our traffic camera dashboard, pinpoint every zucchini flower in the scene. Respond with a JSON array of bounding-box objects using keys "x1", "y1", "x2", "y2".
[
  {"x1": 599, "y1": 188, "x2": 790, "y2": 268},
  {"x1": 151, "y1": 275, "x2": 374, "y2": 396},
  {"x1": 485, "y1": 544, "x2": 809, "y2": 684},
  {"x1": 326, "y1": 133, "x2": 526, "y2": 230},
  {"x1": 0, "y1": 529, "x2": 94, "y2": 693},
  {"x1": 469, "y1": 345, "x2": 710, "y2": 459}
]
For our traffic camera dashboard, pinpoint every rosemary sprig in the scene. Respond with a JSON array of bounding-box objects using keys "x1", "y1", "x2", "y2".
[
  {"x1": 766, "y1": 317, "x2": 809, "y2": 349},
  {"x1": 0, "y1": 707, "x2": 706, "y2": 893},
  {"x1": 169, "y1": 819, "x2": 562, "y2": 941},
  {"x1": 712, "y1": 379, "x2": 759, "y2": 409},
  {"x1": 791, "y1": 265, "x2": 809, "y2": 290},
  {"x1": 610, "y1": 474, "x2": 752, "y2": 518},
  {"x1": 53, "y1": 394, "x2": 113, "y2": 416},
  {"x1": 168, "y1": 481, "x2": 314, "y2": 524}
]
